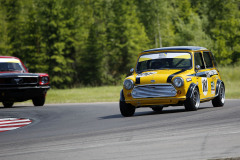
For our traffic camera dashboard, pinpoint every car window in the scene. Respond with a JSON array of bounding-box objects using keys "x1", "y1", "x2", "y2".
[
  {"x1": 0, "y1": 63, "x2": 23, "y2": 71},
  {"x1": 203, "y1": 52, "x2": 213, "y2": 68},
  {"x1": 194, "y1": 52, "x2": 205, "y2": 69},
  {"x1": 210, "y1": 52, "x2": 217, "y2": 67},
  {"x1": 136, "y1": 52, "x2": 192, "y2": 72}
]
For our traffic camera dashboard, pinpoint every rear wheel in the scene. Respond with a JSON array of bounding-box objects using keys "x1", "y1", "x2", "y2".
[
  {"x1": 212, "y1": 83, "x2": 225, "y2": 107},
  {"x1": 32, "y1": 95, "x2": 45, "y2": 106},
  {"x1": 184, "y1": 88, "x2": 200, "y2": 111},
  {"x1": 119, "y1": 101, "x2": 135, "y2": 117},
  {"x1": 2, "y1": 101, "x2": 14, "y2": 108}
]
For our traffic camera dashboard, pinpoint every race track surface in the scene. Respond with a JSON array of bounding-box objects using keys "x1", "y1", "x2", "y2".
[{"x1": 0, "y1": 100, "x2": 240, "y2": 160}]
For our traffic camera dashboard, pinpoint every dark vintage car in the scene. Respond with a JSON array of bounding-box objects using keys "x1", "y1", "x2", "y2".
[{"x1": 0, "y1": 56, "x2": 50, "y2": 108}]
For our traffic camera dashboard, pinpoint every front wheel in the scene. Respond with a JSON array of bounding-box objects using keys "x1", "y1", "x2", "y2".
[
  {"x1": 212, "y1": 83, "x2": 225, "y2": 107},
  {"x1": 2, "y1": 101, "x2": 14, "y2": 108},
  {"x1": 119, "y1": 101, "x2": 135, "y2": 117},
  {"x1": 32, "y1": 95, "x2": 45, "y2": 106},
  {"x1": 184, "y1": 88, "x2": 200, "y2": 111}
]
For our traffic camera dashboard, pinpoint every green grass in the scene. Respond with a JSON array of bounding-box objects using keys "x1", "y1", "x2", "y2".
[
  {"x1": 218, "y1": 66, "x2": 240, "y2": 99},
  {"x1": 45, "y1": 86, "x2": 123, "y2": 104}
]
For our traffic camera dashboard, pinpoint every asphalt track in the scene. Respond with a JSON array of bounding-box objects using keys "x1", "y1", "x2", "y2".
[{"x1": 0, "y1": 100, "x2": 240, "y2": 160}]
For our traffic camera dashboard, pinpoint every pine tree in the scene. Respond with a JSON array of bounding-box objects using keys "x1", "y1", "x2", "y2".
[
  {"x1": 0, "y1": 1, "x2": 8, "y2": 55},
  {"x1": 107, "y1": 0, "x2": 149, "y2": 82},
  {"x1": 37, "y1": 0, "x2": 75, "y2": 88},
  {"x1": 135, "y1": 0, "x2": 175, "y2": 48},
  {"x1": 79, "y1": 0, "x2": 107, "y2": 85},
  {"x1": 2, "y1": 0, "x2": 23, "y2": 57}
]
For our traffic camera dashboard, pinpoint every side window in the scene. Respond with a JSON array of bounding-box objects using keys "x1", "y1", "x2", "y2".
[
  {"x1": 210, "y1": 52, "x2": 217, "y2": 67},
  {"x1": 194, "y1": 52, "x2": 205, "y2": 69},
  {"x1": 203, "y1": 52, "x2": 213, "y2": 68}
]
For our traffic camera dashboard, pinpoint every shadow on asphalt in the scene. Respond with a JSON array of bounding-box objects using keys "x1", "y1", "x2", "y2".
[
  {"x1": 99, "y1": 106, "x2": 212, "y2": 119},
  {"x1": 0, "y1": 105, "x2": 35, "y2": 109}
]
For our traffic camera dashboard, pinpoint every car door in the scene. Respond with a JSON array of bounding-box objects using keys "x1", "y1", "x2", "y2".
[
  {"x1": 202, "y1": 51, "x2": 218, "y2": 97},
  {"x1": 194, "y1": 51, "x2": 209, "y2": 99}
]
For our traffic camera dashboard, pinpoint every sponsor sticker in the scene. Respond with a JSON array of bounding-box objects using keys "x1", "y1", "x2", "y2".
[
  {"x1": 211, "y1": 81, "x2": 215, "y2": 94},
  {"x1": 137, "y1": 72, "x2": 156, "y2": 77},
  {"x1": 202, "y1": 77, "x2": 208, "y2": 96}
]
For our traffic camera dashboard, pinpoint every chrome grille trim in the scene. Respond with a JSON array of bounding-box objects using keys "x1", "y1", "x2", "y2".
[{"x1": 132, "y1": 84, "x2": 177, "y2": 98}]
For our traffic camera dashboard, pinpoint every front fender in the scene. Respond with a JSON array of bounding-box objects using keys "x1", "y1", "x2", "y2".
[
  {"x1": 186, "y1": 83, "x2": 198, "y2": 99},
  {"x1": 215, "y1": 79, "x2": 224, "y2": 96}
]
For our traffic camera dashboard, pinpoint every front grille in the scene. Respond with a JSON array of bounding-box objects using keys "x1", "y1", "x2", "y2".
[
  {"x1": 0, "y1": 77, "x2": 38, "y2": 87},
  {"x1": 132, "y1": 84, "x2": 177, "y2": 98}
]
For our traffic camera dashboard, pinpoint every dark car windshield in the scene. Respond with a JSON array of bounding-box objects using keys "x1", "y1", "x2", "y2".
[
  {"x1": 0, "y1": 59, "x2": 25, "y2": 72},
  {"x1": 136, "y1": 52, "x2": 192, "y2": 73}
]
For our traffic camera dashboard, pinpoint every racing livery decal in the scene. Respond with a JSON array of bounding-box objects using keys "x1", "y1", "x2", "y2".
[
  {"x1": 136, "y1": 72, "x2": 156, "y2": 84},
  {"x1": 137, "y1": 72, "x2": 156, "y2": 77},
  {"x1": 202, "y1": 77, "x2": 208, "y2": 96},
  {"x1": 211, "y1": 81, "x2": 215, "y2": 94},
  {"x1": 188, "y1": 69, "x2": 218, "y2": 78}
]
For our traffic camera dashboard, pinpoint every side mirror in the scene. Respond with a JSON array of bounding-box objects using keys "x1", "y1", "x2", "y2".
[
  {"x1": 195, "y1": 65, "x2": 200, "y2": 72},
  {"x1": 130, "y1": 68, "x2": 134, "y2": 73}
]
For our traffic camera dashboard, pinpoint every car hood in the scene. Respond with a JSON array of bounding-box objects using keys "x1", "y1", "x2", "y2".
[{"x1": 133, "y1": 69, "x2": 188, "y2": 85}]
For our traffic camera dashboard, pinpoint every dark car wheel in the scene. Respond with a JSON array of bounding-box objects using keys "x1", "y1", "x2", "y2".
[
  {"x1": 151, "y1": 106, "x2": 164, "y2": 112},
  {"x1": 212, "y1": 83, "x2": 225, "y2": 107},
  {"x1": 184, "y1": 88, "x2": 200, "y2": 111},
  {"x1": 2, "y1": 101, "x2": 14, "y2": 108},
  {"x1": 32, "y1": 95, "x2": 45, "y2": 106},
  {"x1": 119, "y1": 101, "x2": 135, "y2": 117}
]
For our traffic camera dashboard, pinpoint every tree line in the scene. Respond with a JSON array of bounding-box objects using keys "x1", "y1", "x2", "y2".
[{"x1": 0, "y1": 0, "x2": 239, "y2": 88}]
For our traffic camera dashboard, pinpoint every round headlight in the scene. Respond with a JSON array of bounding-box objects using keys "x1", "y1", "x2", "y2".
[
  {"x1": 124, "y1": 79, "x2": 134, "y2": 90},
  {"x1": 173, "y1": 77, "x2": 184, "y2": 88},
  {"x1": 41, "y1": 76, "x2": 49, "y2": 84}
]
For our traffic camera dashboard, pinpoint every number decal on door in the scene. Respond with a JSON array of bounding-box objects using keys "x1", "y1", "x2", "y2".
[{"x1": 202, "y1": 77, "x2": 208, "y2": 96}]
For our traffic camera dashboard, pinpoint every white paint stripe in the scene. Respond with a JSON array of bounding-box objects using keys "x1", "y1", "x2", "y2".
[
  {"x1": 0, "y1": 58, "x2": 20, "y2": 63},
  {"x1": 0, "y1": 118, "x2": 32, "y2": 132},
  {"x1": 0, "y1": 119, "x2": 31, "y2": 124},
  {"x1": 0, "y1": 127, "x2": 19, "y2": 131},
  {"x1": 0, "y1": 118, "x2": 18, "y2": 121},
  {"x1": 0, "y1": 122, "x2": 31, "y2": 127}
]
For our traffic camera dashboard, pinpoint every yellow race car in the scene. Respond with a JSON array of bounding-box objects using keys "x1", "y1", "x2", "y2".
[{"x1": 120, "y1": 46, "x2": 225, "y2": 117}]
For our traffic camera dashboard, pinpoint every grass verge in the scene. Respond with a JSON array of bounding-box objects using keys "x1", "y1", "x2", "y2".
[
  {"x1": 218, "y1": 66, "x2": 240, "y2": 99},
  {"x1": 46, "y1": 86, "x2": 123, "y2": 104}
]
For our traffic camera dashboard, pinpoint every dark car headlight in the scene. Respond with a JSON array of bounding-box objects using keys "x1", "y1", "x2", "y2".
[
  {"x1": 41, "y1": 76, "x2": 49, "y2": 84},
  {"x1": 173, "y1": 77, "x2": 184, "y2": 88},
  {"x1": 124, "y1": 79, "x2": 134, "y2": 90}
]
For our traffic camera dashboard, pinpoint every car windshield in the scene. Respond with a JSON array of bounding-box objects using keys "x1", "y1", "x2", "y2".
[
  {"x1": 0, "y1": 59, "x2": 25, "y2": 72},
  {"x1": 136, "y1": 52, "x2": 192, "y2": 73}
]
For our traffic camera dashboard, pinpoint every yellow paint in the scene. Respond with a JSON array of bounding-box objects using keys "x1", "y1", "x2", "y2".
[{"x1": 122, "y1": 48, "x2": 222, "y2": 107}]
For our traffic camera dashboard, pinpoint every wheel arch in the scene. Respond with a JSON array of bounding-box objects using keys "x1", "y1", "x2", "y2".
[
  {"x1": 186, "y1": 83, "x2": 199, "y2": 99},
  {"x1": 215, "y1": 79, "x2": 225, "y2": 96}
]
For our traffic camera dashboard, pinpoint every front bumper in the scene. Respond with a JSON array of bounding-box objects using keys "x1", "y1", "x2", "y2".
[
  {"x1": 0, "y1": 86, "x2": 50, "y2": 102},
  {"x1": 125, "y1": 97, "x2": 186, "y2": 107}
]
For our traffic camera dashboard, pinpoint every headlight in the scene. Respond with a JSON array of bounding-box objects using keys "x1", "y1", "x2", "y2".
[
  {"x1": 173, "y1": 77, "x2": 184, "y2": 88},
  {"x1": 124, "y1": 79, "x2": 134, "y2": 90},
  {"x1": 41, "y1": 76, "x2": 49, "y2": 84}
]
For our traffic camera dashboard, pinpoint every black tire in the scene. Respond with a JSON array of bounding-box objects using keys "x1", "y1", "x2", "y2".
[
  {"x1": 184, "y1": 87, "x2": 200, "y2": 111},
  {"x1": 119, "y1": 101, "x2": 135, "y2": 117},
  {"x1": 2, "y1": 101, "x2": 14, "y2": 108},
  {"x1": 151, "y1": 106, "x2": 164, "y2": 112},
  {"x1": 32, "y1": 95, "x2": 45, "y2": 106},
  {"x1": 212, "y1": 83, "x2": 225, "y2": 107}
]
